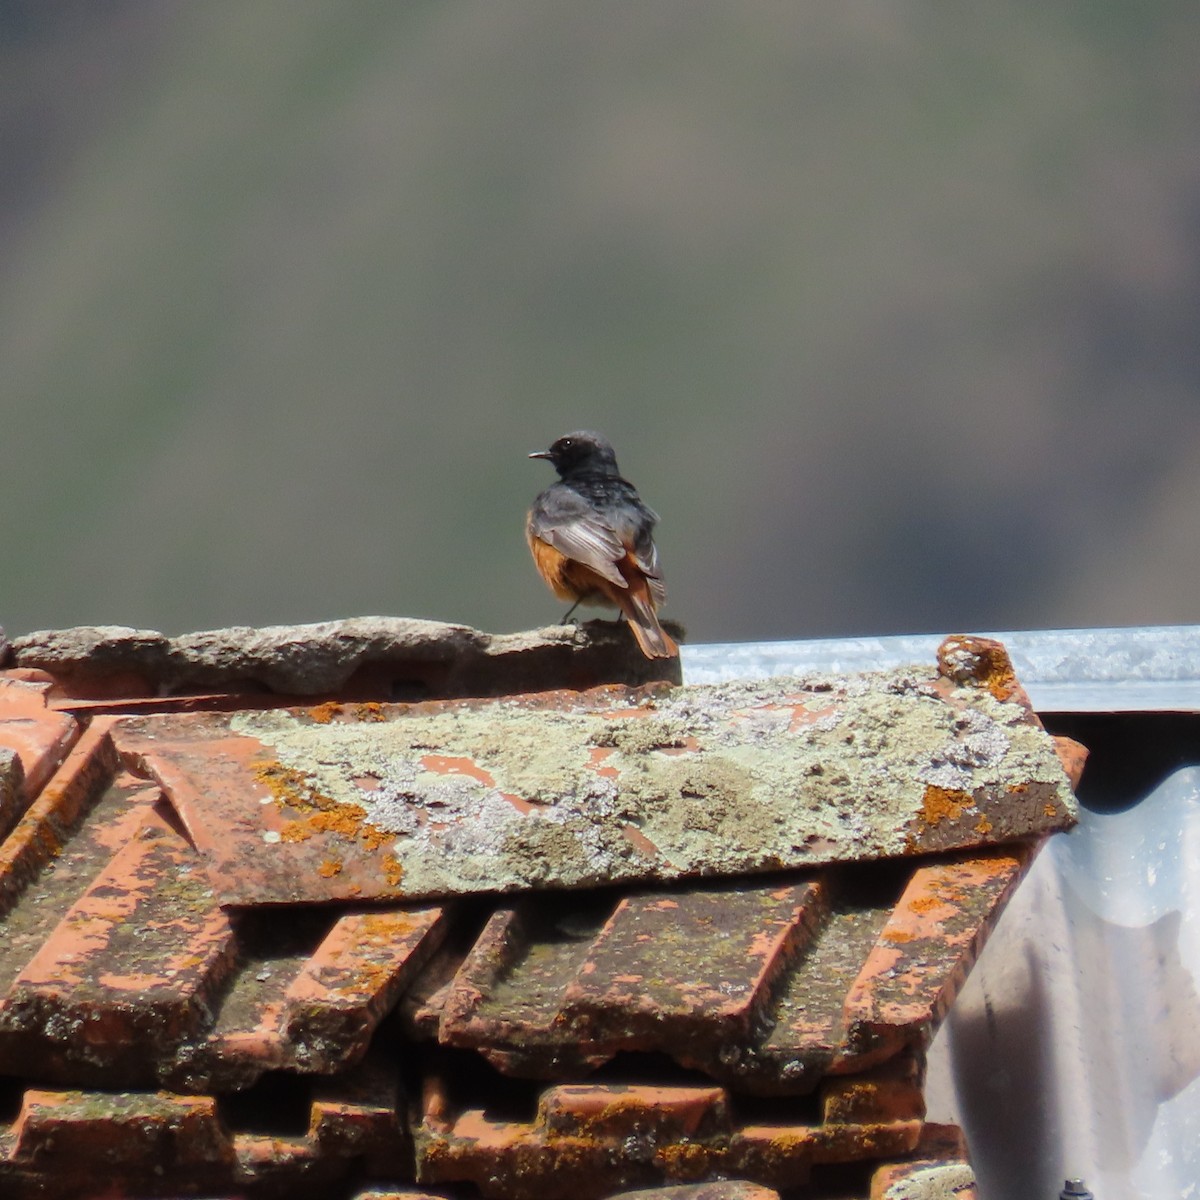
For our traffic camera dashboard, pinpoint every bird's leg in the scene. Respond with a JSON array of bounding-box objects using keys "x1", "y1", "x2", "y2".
[{"x1": 560, "y1": 598, "x2": 583, "y2": 624}]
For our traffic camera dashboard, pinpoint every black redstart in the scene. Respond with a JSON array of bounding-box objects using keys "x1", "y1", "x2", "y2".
[{"x1": 527, "y1": 431, "x2": 677, "y2": 659}]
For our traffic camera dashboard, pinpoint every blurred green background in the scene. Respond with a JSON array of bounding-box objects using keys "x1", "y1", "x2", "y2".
[{"x1": 3, "y1": 1, "x2": 1199, "y2": 644}]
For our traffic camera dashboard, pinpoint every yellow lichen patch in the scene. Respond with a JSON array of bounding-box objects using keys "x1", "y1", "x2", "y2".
[
  {"x1": 975, "y1": 813, "x2": 994, "y2": 835},
  {"x1": 252, "y1": 756, "x2": 393, "y2": 853},
  {"x1": 919, "y1": 785, "x2": 973, "y2": 826},
  {"x1": 252, "y1": 759, "x2": 340, "y2": 813},
  {"x1": 655, "y1": 1141, "x2": 713, "y2": 1180},
  {"x1": 308, "y1": 701, "x2": 343, "y2": 724},
  {"x1": 384, "y1": 856, "x2": 404, "y2": 887},
  {"x1": 353, "y1": 702, "x2": 387, "y2": 722},
  {"x1": 318, "y1": 858, "x2": 343, "y2": 878}
]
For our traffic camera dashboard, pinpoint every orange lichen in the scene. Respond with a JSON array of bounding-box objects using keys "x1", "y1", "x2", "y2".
[
  {"x1": 919, "y1": 785, "x2": 974, "y2": 826},
  {"x1": 318, "y1": 858, "x2": 343, "y2": 878},
  {"x1": 352, "y1": 702, "x2": 387, "y2": 722},
  {"x1": 655, "y1": 1141, "x2": 712, "y2": 1179},
  {"x1": 251, "y1": 756, "x2": 394, "y2": 856},
  {"x1": 936, "y1": 635, "x2": 1019, "y2": 702},
  {"x1": 975, "y1": 814, "x2": 994, "y2": 835},
  {"x1": 252, "y1": 759, "x2": 339, "y2": 811},
  {"x1": 308, "y1": 701, "x2": 343, "y2": 724},
  {"x1": 384, "y1": 856, "x2": 404, "y2": 887}
]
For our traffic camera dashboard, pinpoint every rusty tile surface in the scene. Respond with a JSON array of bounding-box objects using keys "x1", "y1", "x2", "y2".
[
  {"x1": 414, "y1": 1075, "x2": 924, "y2": 1199},
  {"x1": 116, "y1": 656, "x2": 1076, "y2": 905}
]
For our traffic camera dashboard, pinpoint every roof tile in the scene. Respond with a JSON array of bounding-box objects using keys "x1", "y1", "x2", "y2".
[
  {"x1": 605, "y1": 1183, "x2": 781, "y2": 1200},
  {"x1": 0, "y1": 806, "x2": 237, "y2": 1086},
  {"x1": 560, "y1": 881, "x2": 823, "y2": 1042},
  {"x1": 111, "y1": 662, "x2": 1075, "y2": 905},
  {"x1": 0, "y1": 631, "x2": 1081, "y2": 1198},
  {"x1": 411, "y1": 849, "x2": 1030, "y2": 1093},
  {"x1": 414, "y1": 1074, "x2": 924, "y2": 1198},
  {"x1": 0, "y1": 675, "x2": 80, "y2": 806},
  {"x1": 838, "y1": 850, "x2": 1030, "y2": 1066}
]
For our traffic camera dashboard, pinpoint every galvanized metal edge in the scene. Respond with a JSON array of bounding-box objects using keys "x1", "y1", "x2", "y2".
[{"x1": 681, "y1": 625, "x2": 1200, "y2": 713}]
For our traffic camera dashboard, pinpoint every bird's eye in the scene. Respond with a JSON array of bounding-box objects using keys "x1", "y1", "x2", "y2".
[{"x1": 561, "y1": 438, "x2": 573, "y2": 449}]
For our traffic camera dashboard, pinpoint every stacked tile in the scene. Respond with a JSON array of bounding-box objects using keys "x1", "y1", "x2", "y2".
[{"x1": 0, "y1": 626, "x2": 1081, "y2": 1198}]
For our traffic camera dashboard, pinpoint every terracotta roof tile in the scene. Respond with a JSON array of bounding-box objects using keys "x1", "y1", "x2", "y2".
[
  {"x1": 414, "y1": 1074, "x2": 924, "y2": 1198},
  {"x1": 0, "y1": 805, "x2": 237, "y2": 1086},
  {"x1": 0, "y1": 630, "x2": 1076, "y2": 1198},
  {"x1": 0, "y1": 675, "x2": 81, "y2": 835},
  {"x1": 606, "y1": 1184, "x2": 781, "y2": 1200},
  {"x1": 109, "y1": 662, "x2": 1074, "y2": 906},
  {"x1": 410, "y1": 851, "x2": 1029, "y2": 1093}
]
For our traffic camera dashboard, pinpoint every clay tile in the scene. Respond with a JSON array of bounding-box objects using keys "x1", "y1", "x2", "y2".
[
  {"x1": 110, "y1": 655, "x2": 1077, "y2": 906},
  {"x1": 605, "y1": 1183, "x2": 781, "y2": 1200},
  {"x1": 0, "y1": 626, "x2": 1082, "y2": 1199}
]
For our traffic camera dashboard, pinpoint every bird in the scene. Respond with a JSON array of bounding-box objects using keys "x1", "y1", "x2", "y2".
[{"x1": 527, "y1": 430, "x2": 678, "y2": 659}]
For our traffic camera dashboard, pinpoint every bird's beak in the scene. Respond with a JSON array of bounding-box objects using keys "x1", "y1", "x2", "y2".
[{"x1": 528, "y1": 450, "x2": 552, "y2": 460}]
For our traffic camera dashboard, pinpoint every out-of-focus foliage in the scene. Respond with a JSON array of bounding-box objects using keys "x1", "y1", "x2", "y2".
[{"x1": 2, "y1": 1, "x2": 1198, "y2": 640}]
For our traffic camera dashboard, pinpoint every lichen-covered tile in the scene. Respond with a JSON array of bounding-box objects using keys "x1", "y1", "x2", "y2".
[
  {"x1": 166, "y1": 908, "x2": 335, "y2": 1091},
  {"x1": 414, "y1": 1080, "x2": 737, "y2": 1199},
  {"x1": 872, "y1": 1162, "x2": 978, "y2": 1199},
  {"x1": 561, "y1": 880, "x2": 825, "y2": 1047},
  {"x1": 284, "y1": 905, "x2": 448, "y2": 1072},
  {"x1": 0, "y1": 808, "x2": 238, "y2": 1085},
  {"x1": 116, "y1": 648, "x2": 1078, "y2": 905},
  {"x1": 310, "y1": 1052, "x2": 407, "y2": 1174},
  {"x1": 838, "y1": 849, "x2": 1031, "y2": 1065},
  {"x1": 0, "y1": 781, "x2": 160, "y2": 1066},
  {"x1": 605, "y1": 1184, "x2": 781, "y2": 1200},
  {"x1": 0, "y1": 721, "x2": 120, "y2": 916},
  {"x1": 415, "y1": 1073, "x2": 928, "y2": 1199},
  {"x1": 820, "y1": 1053, "x2": 925, "y2": 1124},
  {"x1": 438, "y1": 901, "x2": 618, "y2": 1075},
  {"x1": 9, "y1": 1088, "x2": 235, "y2": 1194},
  {"x1": 538, "y1": 1084, "x2": 730, "y2": 1140},
  {"x1": 730, "y1": 902, "x2": 893, "y2": 1094}
]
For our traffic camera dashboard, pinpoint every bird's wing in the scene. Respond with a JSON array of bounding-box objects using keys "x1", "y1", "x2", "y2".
[
  {"x1": 530, "y1": 499, "x2": 629, "y2": 589},
  {"x1": 629, "y1": 527, "x2": 667, "y2": 606}
]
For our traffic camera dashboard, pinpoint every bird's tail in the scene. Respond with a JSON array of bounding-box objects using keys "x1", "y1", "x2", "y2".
[{"x1": 619, "y1": 586, "x2": 678, "y2": 659}]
